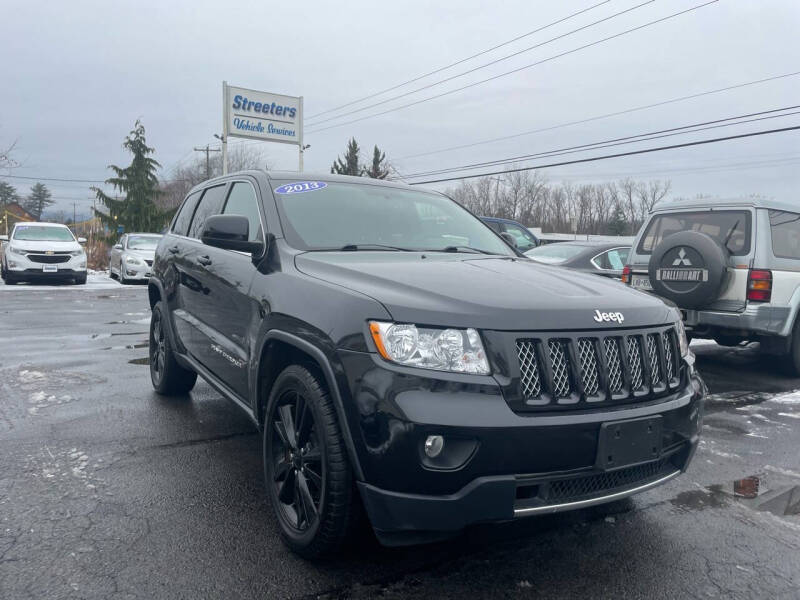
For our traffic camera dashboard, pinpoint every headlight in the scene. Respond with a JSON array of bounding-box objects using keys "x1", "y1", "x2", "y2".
[
  {"x1": 125, "y1": 255, "x2": 143, "y2": 265},
  {"x1": 8, "y1": 245, "x2": 27, "y2": 256},
  {"x1": 674, "y1": 317, "x2": 690, "y2": 357},
  {"x1": 368, "y1": 321, "x2": 490, "y2": 374},
  {"x1": 69, "y1": 249, "x2": 85, "y2": 256}
]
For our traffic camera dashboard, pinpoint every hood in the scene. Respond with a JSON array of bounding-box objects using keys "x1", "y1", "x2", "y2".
[
  {"x1": 126, "y1": 249, "x2": 155, "y2": 260},
  {"x1": 9, "y1": 240, "x2": 81, "y2": 253},
  {"x1": 295, "y1": 252, "x2": 675, "y2": 331}
]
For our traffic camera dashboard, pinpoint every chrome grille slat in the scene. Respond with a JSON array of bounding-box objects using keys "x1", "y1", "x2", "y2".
[
  {"x1": 548, "y1": 340, "x2": 571, "y2": 398},
  {"x1": 577, "y1": 339, "x2": 600, "y2": 397},
  {"x1": 604, "y1": 338, "x2": 624, "y2": 394},
  {"x1": 647, "y1": 334, "x2": 661, "y2": 385},
  {"x1": 515, "y1": 326, "x2": 680, "y2": 409},
  {"x1": 626, "y1": 336, "x2": 645, "y2": 391},
  {"x1": 663, "y1": 331, "x2": 675, "y2": 381},
  {"x1": 516, "y1": 340, "x2": 542, "y2": 398}
]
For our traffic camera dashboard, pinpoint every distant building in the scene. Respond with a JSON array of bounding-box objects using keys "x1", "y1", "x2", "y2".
[{"x1": 1, "y1": 202, "x2": 36, "y2": 235}]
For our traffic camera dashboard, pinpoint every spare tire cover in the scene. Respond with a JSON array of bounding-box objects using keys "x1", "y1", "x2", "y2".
[{"x1": 647, "y1": 230, "x2": 727, "y2": 309}]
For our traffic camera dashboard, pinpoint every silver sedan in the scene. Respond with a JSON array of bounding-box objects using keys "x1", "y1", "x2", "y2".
[{"x1": 110, "y1": 233, "x2": 162, "y2": 283}]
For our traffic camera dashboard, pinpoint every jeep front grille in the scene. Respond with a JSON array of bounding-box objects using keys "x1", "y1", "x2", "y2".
[{"x1": 514, "y1": 326, "x2": 680, "y2": 411}]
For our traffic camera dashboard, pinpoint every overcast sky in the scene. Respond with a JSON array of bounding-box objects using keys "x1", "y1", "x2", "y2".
[{"x1": 1, "y1": 0, "x2": 798, "y2": 216}]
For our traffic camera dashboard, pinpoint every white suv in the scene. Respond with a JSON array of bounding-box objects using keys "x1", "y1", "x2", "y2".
[
  {"x1": 624, "y1": 197, "x2": 800, "y2": 373},
  {"x1": 0, "y1": 222, "x2": 87, "y2": 285}
]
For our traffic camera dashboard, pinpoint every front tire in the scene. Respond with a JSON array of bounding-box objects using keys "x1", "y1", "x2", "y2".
[
  {"x1": 75, "y1": 273, "x2": 87, "y2": 285},
  {"x1": 264, "y1": 365, "x2": 360, "y2": 559},
  {"x1": 149, "y1": 301, "x2": 197, "y2": 395}
]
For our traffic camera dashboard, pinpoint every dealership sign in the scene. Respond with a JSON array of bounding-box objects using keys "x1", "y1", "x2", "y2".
[{"x1": 223, "y1": 83, "x2": 303, "y2": 145}]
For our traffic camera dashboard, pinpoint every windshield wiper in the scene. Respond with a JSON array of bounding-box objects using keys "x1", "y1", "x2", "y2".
[
  {"x1": 434, "y1": 245, "x2": 498, "y2": 255},
  {"x1": 722, "y1": 219, "x2": 740, "y2": 253},
  {"x1": 338, "y1": 244, "x2": 413, "y2": 252}
]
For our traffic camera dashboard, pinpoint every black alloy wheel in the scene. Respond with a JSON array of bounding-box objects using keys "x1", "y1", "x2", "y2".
[
  {"x1": 150, "y1": 309, "x2": 167, "y2": 383},
  {"x1": 270, "y1": 388, "x2": 324, "y2": 533}
]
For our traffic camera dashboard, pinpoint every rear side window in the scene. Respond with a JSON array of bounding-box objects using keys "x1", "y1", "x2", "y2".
[
  {"x1": 769, "y1": 210, "x2": 800, "y2": 259},
  {"x1": 172, "y1": 191, "x2": 201, "y2": 236},
  {"x1": 188, "y1": 185, "x2": 227, "y2": 239},
  {"x1": 223, "y1": 182, "x2": 263, "y2": 242},
  {"x1": 638, "y1": 210, "x2": 751, "y2": 256},
  {"x1": 593, "y1": 248, "x2": 630, "y2": 270}
]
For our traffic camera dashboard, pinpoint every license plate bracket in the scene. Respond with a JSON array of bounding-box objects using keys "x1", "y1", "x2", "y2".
[
  {"x1": 596, "y1": 416, "x2": 662, "y2": 470},
  {"x1": 42, "y1": 265, "x2": 58, "y2": 273}
]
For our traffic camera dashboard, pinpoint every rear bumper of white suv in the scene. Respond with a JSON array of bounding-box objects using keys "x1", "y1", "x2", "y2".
[{"x1": 683, "y1": 303, "x2": 791, "y2": 337}]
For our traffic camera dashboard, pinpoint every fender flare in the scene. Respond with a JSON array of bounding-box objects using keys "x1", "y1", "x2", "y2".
[{"x1": 257, "y1": 329, "x2": 365, "y2": 481}]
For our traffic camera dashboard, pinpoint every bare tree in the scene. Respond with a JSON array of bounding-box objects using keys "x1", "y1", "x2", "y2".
[
  {"x1": 446, "y1": 173, "x2": 673, "y2": 236},
  {"x1": 159, "y1": 144, "x2": 271, "y2": 211}
]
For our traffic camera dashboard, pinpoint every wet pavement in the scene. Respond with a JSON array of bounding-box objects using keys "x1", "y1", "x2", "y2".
[{"x1": 0, "y1": 279, "x2": 798, "y2": 599}]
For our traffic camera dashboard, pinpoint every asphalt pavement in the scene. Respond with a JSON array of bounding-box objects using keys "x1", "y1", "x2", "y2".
[{"x1": 0, "y1": 276, "x2": 798, "y2": 599}]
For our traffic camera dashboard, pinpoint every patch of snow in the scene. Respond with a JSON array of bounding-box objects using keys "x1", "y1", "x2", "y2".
[
  {"x1": 769, "y1": 390, "x2": 800, "y2": 405},
  {"x1": 764, "y1": 465, "x2": 800, "y2": 479},
  {"x1": 778, "y1": 412, "x2": 800, "y2": 419},
  {"x1": 690, "y1": 338, "x2": 718, "y2": 347},
  {"x1": 19, "y1": 369, "x2": 45, "y2": 383}
]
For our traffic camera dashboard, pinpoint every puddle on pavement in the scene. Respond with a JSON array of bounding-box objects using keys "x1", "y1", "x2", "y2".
[
  {"x1": 129, "y1": 357, "x2": 149, "y2": 365},
  {"x1": 672, "y1": 475, "x2": 800, "y2": 517}
]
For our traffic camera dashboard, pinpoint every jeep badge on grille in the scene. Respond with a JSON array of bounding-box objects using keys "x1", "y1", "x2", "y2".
[{"x1": 593, "y1": 310, "x2": 625, "y2": 324}]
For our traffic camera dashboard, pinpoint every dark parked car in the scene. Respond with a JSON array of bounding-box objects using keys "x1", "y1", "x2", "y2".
[
  {"x1": 526, "y1": 241, "x2": 631, "y2": 279},
  {"x1": 147, "y1": 171, "x2": 704, "y2": 558},
  {"x1": 480, "y1": 216, "x2": 539, "y2": 252}
]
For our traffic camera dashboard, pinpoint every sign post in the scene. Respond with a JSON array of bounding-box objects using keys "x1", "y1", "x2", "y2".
[{"x1": 222, "y1": 82, "x2": 304, "y2": 174}]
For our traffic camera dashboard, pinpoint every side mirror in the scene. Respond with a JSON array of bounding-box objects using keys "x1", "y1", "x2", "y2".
[
  {"x1": 0, "y1": 235, "x2": 7, "y2": 242},
  {"x1": 78, "y1": 237, "x2": 87, "y2": 244},
  {"x1": 201, "y1": 214, "x2": 263, "y2": 255},
  {"x1": 114, "y1": 244, "x2": 123, "y2": 250},
  {"x1": 500, "y1": 232, "x2": 517, "y2": 248}
]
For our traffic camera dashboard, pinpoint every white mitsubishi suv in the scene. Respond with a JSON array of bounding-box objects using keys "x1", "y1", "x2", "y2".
[
  {"x1": 623, "y1": 197, "x2": 800, "y2": 374},
  {"x1": 0, "y1": 222, "x2": 87, "y2": 285}
]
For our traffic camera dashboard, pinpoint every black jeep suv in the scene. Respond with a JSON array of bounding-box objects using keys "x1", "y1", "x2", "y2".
[{"x1": 147, "y1": 171, "x2": 705, "y2": 557}]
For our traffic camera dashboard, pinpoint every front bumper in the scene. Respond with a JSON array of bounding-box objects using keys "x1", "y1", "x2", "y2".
[
  {"x1": 121, "y1": 260, "x2": 152, "y2": 279},
  {"x1": 338, "y1": 349, "x2": 705, "y2": 545},
  {"x1": 6, "y1": 253, "x2": 86, "y2": 276}
]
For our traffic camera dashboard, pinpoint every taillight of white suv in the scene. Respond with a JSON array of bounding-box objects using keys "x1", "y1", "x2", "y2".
[{"x1": 747, "y1": 269, "x2": 772, "y2": 302}]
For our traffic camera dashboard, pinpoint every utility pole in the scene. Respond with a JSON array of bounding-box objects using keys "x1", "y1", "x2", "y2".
[
  {"x1": 73, "y1": 202, "x2": 77, "y2": 226},
  {"x1": 194, "y1": 144, "x2": 221, "y2": 180}
]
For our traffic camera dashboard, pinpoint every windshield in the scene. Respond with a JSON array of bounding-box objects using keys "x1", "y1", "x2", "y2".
[
  {"x1": 271, "y1": 180, "x2": 514, "y2": 255},
  {"x1": 525, "y1": 244, "x2": 587, "y2": 264},
  {"x1": 127, "y1": 235, "x2": 160, "y2": 250},
  {"x1": 13, "y1": 225, "x2": 75, "y2": 242},
  {"x1": 638, "y1": 210, "x2": 751, "y2": 255}
]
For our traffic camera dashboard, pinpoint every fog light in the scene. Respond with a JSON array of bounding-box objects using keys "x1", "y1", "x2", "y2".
[{"x1": 424, "y1": 435, "x2": 444, "y2": 458}]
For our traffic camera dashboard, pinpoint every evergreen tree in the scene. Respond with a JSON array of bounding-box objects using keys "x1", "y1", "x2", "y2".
[
  {"x1": 93, "y1": 120, "x2": 167, "y2": 235},
  {"x1": 330, "y1": 138, "x2": 361, "y2": 176},
  {"x1": 606, "y1": 205, "x2": 628, "y2": 236},
  {"x1": 0, "y1": 181, "x2": 19, "y2": 206},
  {"x1": 363, "y1": 145, "x2": 389, "y2": 179},
  {"x1": 24, "y1": 182, "x2": 54, "y2": 220}
]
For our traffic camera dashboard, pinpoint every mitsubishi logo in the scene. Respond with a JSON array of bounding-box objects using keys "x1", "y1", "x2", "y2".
[{"x1": 672, "y1": 248, "x2": 692, "y2": 266}]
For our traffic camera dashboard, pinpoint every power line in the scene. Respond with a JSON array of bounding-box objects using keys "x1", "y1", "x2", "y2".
[
  {"x1": 306, "y1": 0, "x2": 719, "y2": 134},
  {"x1": 396, "y1": 70, "x2": 800, "y2": 161},
  {"x1": 0, "y1": 173, "x2": 189, "y2": 184},
  {"x1": 307, "y1": 0, "x2": 642, "y2": 125},
  {"x1": 400, "y1": 105, "x2": 800, "y2": 179},
  {"x1": 306, "y1": 1, "x2": 610, "y2": 120},
  {"x1": 407, "y1": 125, "x2": 800, "y2": 185}
]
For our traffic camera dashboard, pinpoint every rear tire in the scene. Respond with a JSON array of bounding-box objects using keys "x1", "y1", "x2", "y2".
[
  {"x1": 149, "y1": 301, "x2": 197, "y2": 395},
  {"x1": 782, "y1": 318, "x2": 800, "y2": 376},
  {"x1": 264, "y1": 365, "x2": 360, "y2": 559}
]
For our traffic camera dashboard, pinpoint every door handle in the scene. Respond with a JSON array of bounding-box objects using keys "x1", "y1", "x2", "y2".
[
  {"x1": 197, "y1": 255, "x2": 212, "y2": 266},
  {"x1": 168, "y1": 245, "x2": 179, "y2": 254}
]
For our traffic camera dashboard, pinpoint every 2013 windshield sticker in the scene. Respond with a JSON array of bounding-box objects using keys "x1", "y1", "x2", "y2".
[{"x1": 274, "y1": 181, "x2": 328, "y2": 195}]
